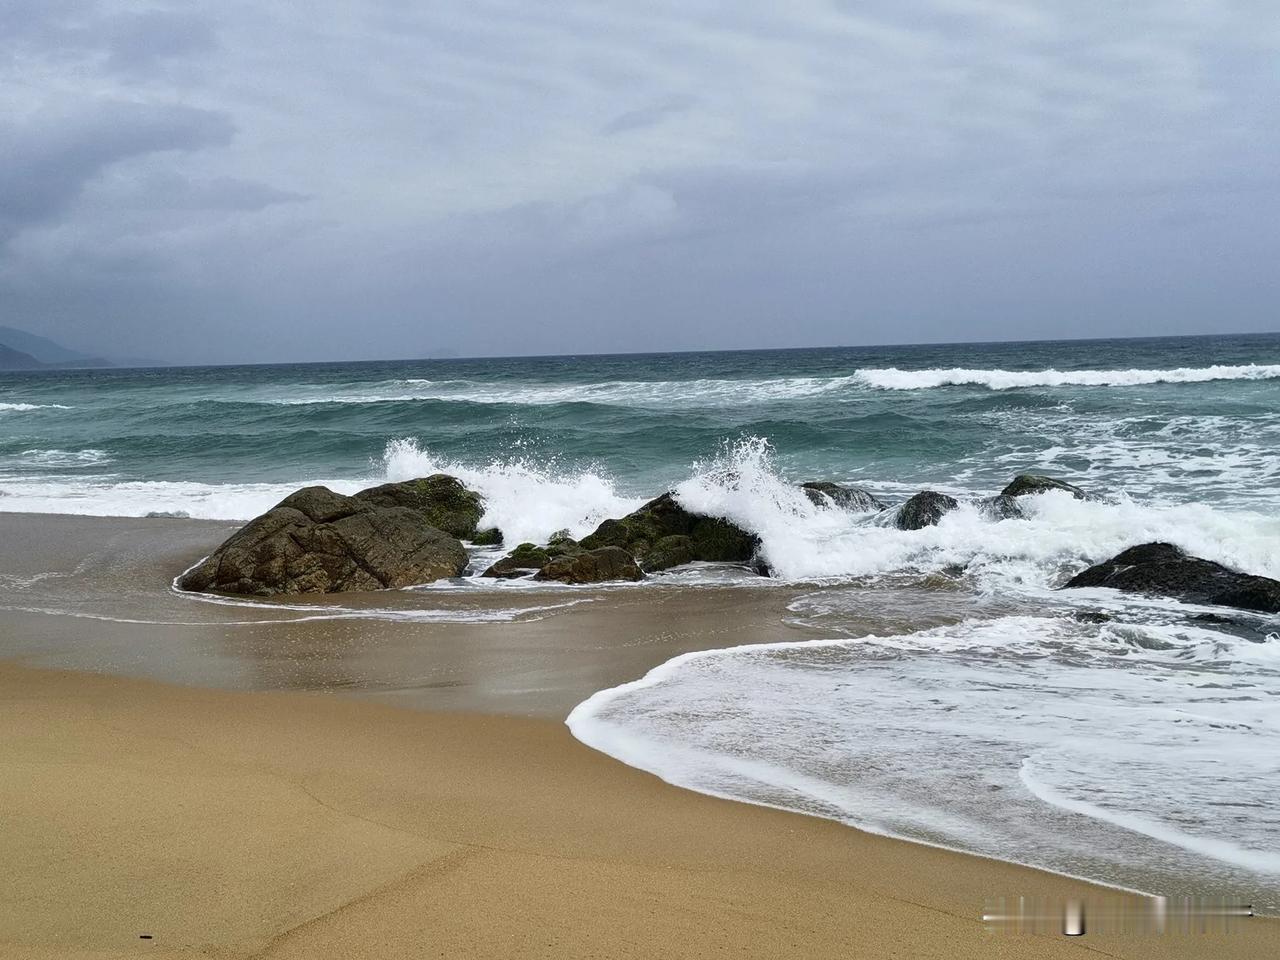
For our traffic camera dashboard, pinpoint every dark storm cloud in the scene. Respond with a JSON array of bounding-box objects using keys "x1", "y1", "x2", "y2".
[
  {"x1": 0, "y1": 102, "x2": 234, "y2": 245},
  {"x1": 1, "y1": 1, "x2": 1277, "y2": 363}
]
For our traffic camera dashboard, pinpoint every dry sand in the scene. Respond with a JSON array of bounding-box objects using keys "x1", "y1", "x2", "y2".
[{"x1": 2, "y1": 662, "x2": 1274, "y2": 959}]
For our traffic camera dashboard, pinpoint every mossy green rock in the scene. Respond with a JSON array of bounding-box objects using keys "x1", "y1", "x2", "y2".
[
  {"x1": 354, "y1": 474, "x2": 483, "y2": 538},
  {"x1": 481, "y1": 541, "x2": 548, "y2": 578},
  {"x1": 471, "y1": 527, "x2": 503, "y2": 546},
  {"x1": 580, "y1": 493, "x2": 758, "y2": 572},
  {"x1": 534, "y1": 546, "x2": 644, "y2": 584},
  {"x1": 177, "y1": 485, "x2": 468, "y2": 596},
  {"x1": 480, "y1": 537, "x2": 587, "y2": 578}
]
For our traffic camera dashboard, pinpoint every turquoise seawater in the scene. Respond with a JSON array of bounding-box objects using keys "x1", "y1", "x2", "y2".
[{"x1": 1, "y1": 332, "x2": 1278, "y2": 518}]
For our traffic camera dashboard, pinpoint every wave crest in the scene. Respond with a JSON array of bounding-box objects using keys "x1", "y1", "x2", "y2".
[{"x1": 855, "y1": 364, "x2": 1280, "y2": 391}]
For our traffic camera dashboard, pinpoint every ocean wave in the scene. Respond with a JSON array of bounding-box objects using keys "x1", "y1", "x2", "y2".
[
  {"x1": 240, "y1": 363, "x2": 1280, "y2": 409},
  {"x1": 673, "y1": 436, "x2": 1280, "y2": 587},
  {"x1": 13, "y1": 448, "x2": 113, "y2": 468},
  {"x1": 0, "y1": 402, "x2": 72, "y2": 412},
  {"x1": 0, "y1": 438, "x2": 643, "y2": 545},
  {"x1": 2, "y1": 435, "x2": 1276, "y2": 599},
  {"x1": 567, "y1": 616, "x2": 1280, "y2": 902},
  {"x1": 261, "y1": 375, "x2": 866, "y2": 409},
  {"x1": 854, "y1": 364, "x2": 1280, "y2": 390}
]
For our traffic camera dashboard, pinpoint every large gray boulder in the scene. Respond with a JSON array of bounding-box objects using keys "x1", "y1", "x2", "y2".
[
  {"x1": 801, "y1": 481, "x2": 886, "y2": 512},
  {"x1": 895, "y1": 491, "x2": 959, "y2": 530},
  {"x1": 580, "y1": 493, "x2": 759, "y2": 572},
  {"x1": 354, "y1": 474, "x2": 483, "y2": 539},
  {"x1": 178, "y1": 486, "x2": 467, "y2": 596},
  {"x1": 1001, "y1": 474, "x2": 1086, "y2": 500},
  {"x1": 1063, "y1": 543, "x2": 1280, "y2": 613}
]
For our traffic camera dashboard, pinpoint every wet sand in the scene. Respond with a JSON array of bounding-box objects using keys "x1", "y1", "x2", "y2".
[{"x1": 1, "y1": 513, "x2": 1275, "y2": 957}]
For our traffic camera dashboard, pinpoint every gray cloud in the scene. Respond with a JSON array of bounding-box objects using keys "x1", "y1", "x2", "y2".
[
  {"x1": 1, "y1": 1, "x2": 1277, "y2": 363},
  {"x1": 0, "y1": 102, "x2": 234, "y2": 244}
]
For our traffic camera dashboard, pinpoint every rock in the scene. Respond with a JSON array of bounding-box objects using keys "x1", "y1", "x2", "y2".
[
  {"x1": 801, "y1": 481, "x2": 886, "y2": 512},
  {"x1": 580, "y1": 493, "x2": 759, "y2": 572},
  {"x1": 178, "y1": 486, "x2": 467, "y2": 596},
  {"x1": 644, "y1": 535, "x2": 696, "y2": 572},
  {"x1": 481, "y1": 537, "x2": 584, "y2": 578},
  {"x1": 534, "y1": 546, "x2": 644, "y2": 584},
  {"x1": 894, "y1": 491, "x2": 959, "y2": 530},
  {"x1": 470, "y1": 527, "x2": 503, "y2": 546},
  {"x1": 975, "y1": 494, "x2": 1025, "y2": 522},
  {"x1": 481, "y1": 542, "x2": 549, "y2": 578},
  {"x1": 1062, "y1": 543, "x2": 1280, "y2": 613},
  {"x1": 354, "y1": 474, "x2": 483, "y2": 539},
  {"x1": 1072, "y1": 611, "x2": 1113, "y2": 624},
  {"x1": 1001, "y1": 474, "x2": 1086, "y2": 500}
]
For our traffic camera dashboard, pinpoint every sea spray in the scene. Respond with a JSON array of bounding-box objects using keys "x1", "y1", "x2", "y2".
[
  {"x1": 669, "y1": 437, "x2": 1280, "y2": 586},
  {"x1": 379, "y1": 437, "x2": 641, "y2": 544}
]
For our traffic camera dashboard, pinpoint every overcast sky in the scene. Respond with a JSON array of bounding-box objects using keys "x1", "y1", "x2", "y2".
[{"x1": 2, "y1": 1, "x2": 1277, "y2": 363}]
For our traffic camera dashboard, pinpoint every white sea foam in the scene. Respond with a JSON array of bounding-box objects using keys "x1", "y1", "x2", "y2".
[
  {"x1": 380, "y1": 437, "x2": 642, "y2": 544},
  {"x1": 259, "y1": 363, "x2": 1280, "y2": 407},
  {"x1": 0, "y1": 478, "x2": 340, "y2": 520},
  {"x1": 673, "y1": 436, "x2": 1280, "y2": 587},
  {"x1": 264, "y1": 375, "x2": 866, "y2": 408},
  {"x1": 12, "y1": 448, "x2": 113, "y2": 468},
  {"x1": 0, "y1": 402, "x2": 72, "y2": 412},
  {"x1": 855, "y1": 364, "x2": 1280, "y2": 391},
  {"x1": 568, "y1": 616, "x2": 1280, "y2": 903}
]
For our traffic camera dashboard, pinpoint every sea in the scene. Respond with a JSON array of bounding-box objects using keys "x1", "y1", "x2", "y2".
[{"x1": 2, "y1": 332, "x2": 1279, "y2": 908}]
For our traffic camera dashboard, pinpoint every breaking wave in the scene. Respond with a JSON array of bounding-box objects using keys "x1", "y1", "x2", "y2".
[
  {"x1": 673, "y1": 436, "x2": 1280, "y2": 589},
  {"x1": 0, "y1": 402, "x2": 72, "y2": 412},
  {"x1": 855, "y1": 364, "x2": 1280, "y2": 391}
]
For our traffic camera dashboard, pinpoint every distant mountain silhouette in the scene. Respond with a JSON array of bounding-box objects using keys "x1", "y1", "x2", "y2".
[
  {"x1": 0, "y1": 326, "x2": 111, "y2": 369},
  {"x1": 0, "y1": 343, "x2": 46, "y2": 370}
]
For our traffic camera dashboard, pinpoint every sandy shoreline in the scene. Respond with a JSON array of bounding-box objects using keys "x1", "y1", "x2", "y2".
[
  {"x1": 5, "y1": 661, "x2": 1272, "y2": 959},
  {"x1": 1, "y1": 513, "x2": 1275, "y2": 957}
]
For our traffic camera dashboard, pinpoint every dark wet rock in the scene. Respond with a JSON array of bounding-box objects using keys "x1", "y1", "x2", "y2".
[
  {"x1": 481, "y1": 537, "x2": 585, "y2": 578},
  {"x1": 894, "y1": 491, "x2": 959, "y2": 530},
  {"x1": 534, "y1": 546, "x2": 644, "y2": 584},
  {"x1": 580, "y1": 493, "x2": 759, "y2": 572},
  {"x1": 643, "y1": 535, "x2": 696, "y2": 573},
  {"x1": 801, "y1": 481, "x2": 886, "y2": 512},
  {"x1": 471, "y1": 527, "x2": 503, "y2": 546},
  {"x1": 481, "y1": 542, "x2": 550, "y2": 578},
  {"x1": 1001, "y1": 474, "x2": 1086, "y2": 500},
  {"x1": 975, "y1": 494, "x2": 1026, "y2": 522},
  {"x1": 178, "y1": 486, "x2": 467, "y2": 596},
  {"x1": 354, "y1": 474, "x2": 483, "y2": 539},
  {"x1": 1072, "y1": 611, "x2": 1113, "y2": 624},
  {"x1": 1063, "y1": 543, "x2": 1280, "y2": 613}
]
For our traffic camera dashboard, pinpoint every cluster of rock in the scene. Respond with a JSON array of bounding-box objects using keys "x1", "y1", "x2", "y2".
[
  {"x1": 479, "y1": 492, "x2": 761, "y2": 583},
  {"x1": 177, "y1": 470, "x2": 1279, "y2": 615},
  {"x1": 177, "y1": 477, "x2": 761, "y2": 596},
  {"x1": 890, "y1": 473, "x2": 1086, "y2": 531}
]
